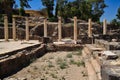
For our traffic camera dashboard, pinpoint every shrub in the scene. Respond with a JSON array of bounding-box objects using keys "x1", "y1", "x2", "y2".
[
  {"x1": 75, "y1": 50, "x2": 82, "y2": 56},
  {"x1": 59, "y1": 61, "x2": 68, "y2": 69},
  {"x1": 66, "y1": 53, "x2": 72, "y2": 58}
]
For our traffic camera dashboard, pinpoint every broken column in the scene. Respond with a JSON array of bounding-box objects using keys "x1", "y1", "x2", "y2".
[
  {"x1": 4, "y1": 14, "x2": 9, "y2": 41},
  {"x1": 58, "y1": 17, "x2": 62, "y2": 41},
  {"x1": 88, "y1": 18, "x2": 92, "y2": 37},
  {"x1": 44, "y1": 18, "x2": 47, "y2": 37},
  {"x1": 74, "y1": 16, "x2": 77, "y2": 41},
  {"x1": 103, "y1": 19, "x2": 107, "y2": 35},
  {"x1": 12, "y1": 15, "x2": 16, "y2": 41},
  {"x1": 25, "y1": 17, "x2": 29, "y2": 41}
]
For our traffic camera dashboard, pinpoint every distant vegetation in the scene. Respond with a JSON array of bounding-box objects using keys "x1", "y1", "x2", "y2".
[
  {"x1": 0, "y1": 0, "x2": 120, "y2": 28},
  {"x1": 0, "y1": 0, "x2": 31, "y2": 22},
  {"x1": 41, "y1": 0, "x2": 107, "y2": 22},
  {"x1": 110, "y1": 7, "x2": 120, "y2": 29},
  {"x1": 0, "y1": 0, "x2": 107, "y2": 22}
]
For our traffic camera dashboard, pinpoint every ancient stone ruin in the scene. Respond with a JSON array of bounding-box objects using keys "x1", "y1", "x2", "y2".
[{"x1": 0, "y1": 14, "x2": 120, "y2": 80}]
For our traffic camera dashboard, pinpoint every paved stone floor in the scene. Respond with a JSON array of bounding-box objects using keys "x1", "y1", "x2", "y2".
[{"x1": 0, "y1": 39, "x2": 40, "y2": 55}]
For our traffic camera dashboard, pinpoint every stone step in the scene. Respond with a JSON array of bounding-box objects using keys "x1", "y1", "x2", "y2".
[
  {"x1": 85, "y1": 44, "x2": 104, "y2": 52},
  {"x1": 82, "y1": 50, "x2": 98, "y2": 80},
  {"x1": 83, "y1": 46, "x2": 102, "y2": 80},
  {"x1": 90, "y1": 57, "x2": 102, "y2": 80}
]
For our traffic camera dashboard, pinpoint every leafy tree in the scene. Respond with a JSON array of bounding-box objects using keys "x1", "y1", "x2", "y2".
[
  {"x1": 110, "y1": 19, "x2": 120, "y2": 29},
  {"x1": 56, "y1": 0, "x2": 68, "y2": 17},
  {"x1": 0, "y1": 0, "x2": 15, "y2": 22},
  {"x1": 110, "y1": 7, "x2": 120, "y2": 29},
  {"x1": 41, "y1": 0, "x2": 54, "y2": 18},
  {"x1": 0, "y1": 0, "x2": 15, "y2": 14},
  {"x1": 19, "y1": 0, "x2": 32, "y2": 16},
  {"x1": 116, "y1": 7, "x2": 120, "y2": 20},
  {"x1": 89, "y1": 0, "x2": 107, "y2": 22},
  {"x1": 56, "y1": 0, "x2": 106, "y2": 22}
]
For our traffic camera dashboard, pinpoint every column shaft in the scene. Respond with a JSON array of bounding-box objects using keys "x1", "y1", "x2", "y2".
[
  {"x1": 74, "y1": 16, "x2": 77, "y2": 41},
  {"x1": 58, "y1": 17, "x2": 62, "y2": 41},
  {"x1": 44, "y1": 19, "x2": 47, "y2": 37},
  {"x1": 88, "y1": 19, "x2": 92, "y2": 37},
  {"x1": 103, "y1": 19, "x2": 107, "y2": 35},
  {"x1": 25, "y1": 17, "x2": 29, "y2": 41},
  {"x1": 12, "y1": 16, "x2": 16, "y2": 40},
  {"x1": 4, "y1": 15, "x2": 9, "y2": 41}
]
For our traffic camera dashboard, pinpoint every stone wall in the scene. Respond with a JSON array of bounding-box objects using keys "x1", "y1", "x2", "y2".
[
  {"x1": 54, "y1": 44, "x2": 83, "y2": 51},
  {"x1": 0, "y1": 44, "x2": 46, "y2": 79},
  {"x1": 101, "y1": 62, "x2": 120, "y2": 80},
  {"x1": 0, "y1": 27, "x2": 13, "y2": 39}
]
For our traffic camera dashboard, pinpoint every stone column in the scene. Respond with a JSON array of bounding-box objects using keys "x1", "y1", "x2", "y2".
[
  {"x1": 58, "y1": 17, "x2": 62, "y2": 41},
  {"x1": 88, "y1": 18, "x2": 92, "y2": 37},
  {"x1": 74, "y1": 16, "x2": 77, "y2": 41},
  {"x1": 12, "y1": 16, "x2": 16, "y2": 41},
  {"x1": 25, "y1": 17, "x2": 29, "y2": 41},
  {"x1": 103, "y1": 19, "x2": 107, "y2": 35},
  {"x1": 4, "y1": 14, "x2": 9, "y2": 41},
  {"x1": 44, "y1": 18, "x2": 47, "y2": 37}
]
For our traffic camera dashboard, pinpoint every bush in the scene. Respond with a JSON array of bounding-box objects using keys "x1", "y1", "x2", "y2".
[
  {"x1": 59, "y1": 61, "x2": 68, "y2": 69},
  {"x1": 48, "y1": 17, "x2": 58, "y2": 22},
  {"x1": 66, "y1": 53, "x2": 72, "y2": 58}
]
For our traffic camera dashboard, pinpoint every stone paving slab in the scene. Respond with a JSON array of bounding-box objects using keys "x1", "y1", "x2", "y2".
[{"x1": 0, "y1": 40, "x2": 40, "y2": 55}]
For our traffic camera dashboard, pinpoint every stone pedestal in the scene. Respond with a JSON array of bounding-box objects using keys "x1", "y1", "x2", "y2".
[
  {"x1": 4, "y1": 15, "x2": 8, "y2": 41},
  {"x1": 103, "y1": 19, "x2": 107, "y2": 35},
  {"x1": 25, "y1": 17, "x2": 29, "y2": 41},
  {"x1": 58, "y1": 17, "x2": 62, "y2": 41},
  {"x1": 12, "y1": 16, "x2": 16, "y2": 41},
  {"x1": 44, "y1": 19, "x2": 47, "y2": 37},
  {"x1": 88, "y1": 19, "x2": 92, "y2": 37},
  {"x1": 74, "y1": 16, "x2": 77, "y2": 41}
]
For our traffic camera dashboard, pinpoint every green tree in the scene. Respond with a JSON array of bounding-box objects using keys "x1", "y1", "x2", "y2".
[
  {"x1": 89, "y1": 0, "x2": 107, "y2": 22},
  {"x1": 116, "y1": 7, "x2": 120, "y2": 20},
  {"x1": 41, "y1": 0, "x2": 54, "y2": 18},
  {"x1": 56, "y1": 0, "x2": 68, "y2": 17},
  {"x1": 19, "y1": 0, "x2": 32, "y2": 16},
  {"x1": 54, "y1": 0, "x2": 106, "y2": 22},
  {"x1": 0, "y1": 0, "x2": 15, "y2": 22}
]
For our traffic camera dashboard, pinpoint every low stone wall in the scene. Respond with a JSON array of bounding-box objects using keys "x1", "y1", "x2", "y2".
[
  {"x1": 0, "y1": 44, "x2": 46, "y2": 79},
  {"x1": 55, "y1": 44, "x2": 83, "y2": 51},
  {"x1": 95, "y1": 39, "x2": 120, "y2": 50},
  {"x1": 0, "y1": 43, "x2": 83, "y2": 79},
  {"x1": 101, "y1": 62, "x2": 120, "y2": 80},
  {"x1": 0, "y1": 27, "x2": 13, "y2": 39}
]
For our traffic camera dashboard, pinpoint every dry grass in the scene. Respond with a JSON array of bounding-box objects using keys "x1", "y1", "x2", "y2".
[{"x1": 6, "y1": 51, "x2": 88, "y2": 80}]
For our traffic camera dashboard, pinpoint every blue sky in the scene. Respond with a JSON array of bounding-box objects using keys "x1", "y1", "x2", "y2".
[
  {"x1": 16, "y1": 0, "x2": 120, "y2": 22},
  {"x1": 100, "y1": 0, "x2": 120, "y2": 22}
]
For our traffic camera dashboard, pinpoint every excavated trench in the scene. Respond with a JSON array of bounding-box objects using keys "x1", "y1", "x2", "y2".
[{"x1": 0, "y1": 43, "x2": 83, "y2": 79}]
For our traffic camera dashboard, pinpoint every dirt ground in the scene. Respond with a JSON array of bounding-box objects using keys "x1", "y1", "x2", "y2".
[{"x1": 5, "y1": 51, "x2": 88, "y2": 80}]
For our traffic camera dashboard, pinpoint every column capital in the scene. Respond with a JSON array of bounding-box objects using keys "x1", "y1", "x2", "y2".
[
  {"x1": 58, "y1": 17, "x2": 61, "y2": 20},
  {"x1": 12, "y1": 15, "x2": 18, "y2": 18},
  {"x1": 4, "y1": 14, "x2": 8, "y2": 19},
  {"x1": 74, "y1": 16, "x2": 77, "y2": 19}
]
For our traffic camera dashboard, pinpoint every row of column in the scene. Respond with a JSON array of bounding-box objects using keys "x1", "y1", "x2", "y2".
[
  {"x1": 3, "y1": 15, "x2": 107, "y2": 41},
  {"x1": 43, "y1": 17, "x2": 107, "y2": 41},
  {"x1": 57, "y1": 17, "x2": 107, "y2": 41},
  {"x1": 4, "y1": 15, "x2": 29, "y2": 41}
]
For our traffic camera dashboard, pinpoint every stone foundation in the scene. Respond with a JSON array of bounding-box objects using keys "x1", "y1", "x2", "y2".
[
  {"x1": 55, "y1": 44, "x2": 83, "y2": 51},
  {"x1": 0, "y1": 44, "x2": 46, "y2": 79},
  {"x1": 101, "y1": 61, "x2": 120, "y2": 80},
  {"x1": 0, "y1": 43, "x2": 84, "y2": 79}
]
